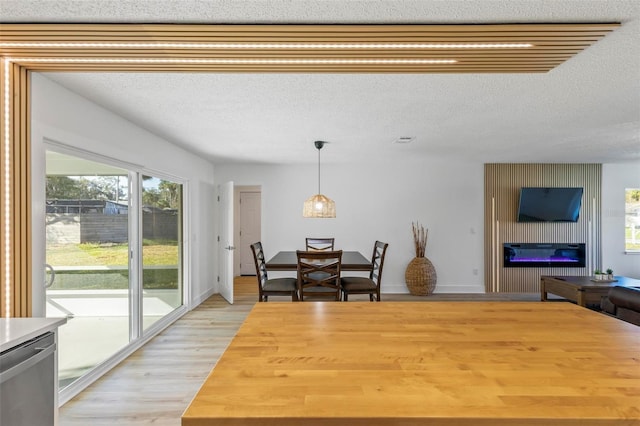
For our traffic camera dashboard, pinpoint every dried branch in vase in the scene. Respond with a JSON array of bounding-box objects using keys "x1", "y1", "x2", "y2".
[{"x1": 412, "y1": 222, "x2": 428, "y2": 258}]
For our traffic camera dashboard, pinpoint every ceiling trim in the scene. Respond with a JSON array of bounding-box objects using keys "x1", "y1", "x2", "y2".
[{"x1": 0, "y1": 23, "x2": 621, "y2": 73}]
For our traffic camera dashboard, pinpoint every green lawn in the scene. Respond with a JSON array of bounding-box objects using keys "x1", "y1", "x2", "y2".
[
  {"x1": 47, "y1": 242, "x2": 180, "y2": 290},
  {"x1": 47, "y1": 241, "x2": 178, "y2": 266},
  {"x1": 626, "y1": 226, "x2": 640, "y2": 251}
]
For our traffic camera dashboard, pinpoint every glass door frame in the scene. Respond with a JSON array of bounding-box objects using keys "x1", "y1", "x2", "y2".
[
  {"x1": 37, "y1": 139, "x2": 190, "y2": 404},
  {"x1": 138, "y1": 172, "x2": 189, "y2": 336}
]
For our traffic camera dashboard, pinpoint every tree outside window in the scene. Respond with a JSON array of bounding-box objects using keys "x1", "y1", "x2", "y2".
[{"x1": 626, "y1": 188, "x2": 640, "y2": 252}]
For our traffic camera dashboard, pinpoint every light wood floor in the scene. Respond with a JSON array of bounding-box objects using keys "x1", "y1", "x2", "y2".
[{"x1": 59, "y1": 277, "x2": 543, "y2": 426}]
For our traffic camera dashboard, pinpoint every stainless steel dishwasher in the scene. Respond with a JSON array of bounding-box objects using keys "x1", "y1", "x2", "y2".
[{"x1": 0, "y1": 331, "x2": 56, "y2": 426}]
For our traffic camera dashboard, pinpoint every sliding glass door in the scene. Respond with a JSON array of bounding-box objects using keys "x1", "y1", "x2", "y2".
[
  {"x1": 45, "y1": 151, "x2": 131, "y2": 388},
  {"x1": 45, "y1": 149, "x2": 185, "y2": 392},
  {"x1": 141, "y1": 175, "x2": 183, "y2": 330}
]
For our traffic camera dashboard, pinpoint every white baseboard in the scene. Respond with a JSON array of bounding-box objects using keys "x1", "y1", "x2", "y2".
[
  {"x1": 383, "y1": 283, "x2": 485, "y2": 294},
  {"x1": 433, "y1": 284, "x2": 485, "y2": 294},
  {"x1": 190, "y1": 287, "x2": 217, "y2": 309}
]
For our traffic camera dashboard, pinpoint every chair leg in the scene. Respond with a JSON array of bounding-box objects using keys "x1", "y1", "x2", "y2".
[
  {"x1": 292, "y1": 291, "x2": 299, "y2": 302},
  {"x1": 369, "y1": 294, "x2": 374, "y2": 302},
  {"x1": 343, "y1": 292, "x2": 348, "y2": 301}
]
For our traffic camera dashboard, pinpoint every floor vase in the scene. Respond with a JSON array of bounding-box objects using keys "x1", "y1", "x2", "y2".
[{"x1": 405, "y1": 256, "x2": 437, "y2": 296}]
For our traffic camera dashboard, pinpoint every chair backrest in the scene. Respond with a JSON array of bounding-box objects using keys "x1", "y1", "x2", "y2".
[
  {"x1": 250, "y1": 242, "x2": 268, "y2": 289},
  {"x1": 305, "y1": 237, "x2": 335, "y2": 251},
  {"x1": 296, "y1": 250, "x2": 343, "y2": 299},
  {"x1": 370, "y1": 241, "x2": 389, "y2": 286}
]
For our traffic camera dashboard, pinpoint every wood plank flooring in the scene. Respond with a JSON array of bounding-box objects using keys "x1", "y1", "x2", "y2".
[{"x1": 58, "y1": 277, "x2": 543, "y2": 426}]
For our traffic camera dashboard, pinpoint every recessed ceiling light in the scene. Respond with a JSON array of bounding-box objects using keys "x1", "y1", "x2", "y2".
[{"x1": 393, "y1": 137, "x2": 415, "y2": 144}]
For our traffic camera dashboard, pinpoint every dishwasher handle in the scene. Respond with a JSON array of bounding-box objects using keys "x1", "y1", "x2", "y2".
[{"x1": 0, "y1": 343, "x2": 56, "y2": 385}]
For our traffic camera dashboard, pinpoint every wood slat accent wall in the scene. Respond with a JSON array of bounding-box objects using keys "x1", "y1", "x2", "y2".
[
  {"x1": 0, "y1": 58, "x2": 6, "y2": 317},
  {"x1": 0, "y1": 23, "x2": 619, "y2": 73},
  {"x1": 484, "y1": 164, "x2": 601, "y2": 293},
  {"x1": 0, "y1": 59, "x2": 32, "y2": 317}
]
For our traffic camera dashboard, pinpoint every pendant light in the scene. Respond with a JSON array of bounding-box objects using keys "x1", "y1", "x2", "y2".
[{"x1": 303, "y1": 141, "x2": 336, "y2": 218}]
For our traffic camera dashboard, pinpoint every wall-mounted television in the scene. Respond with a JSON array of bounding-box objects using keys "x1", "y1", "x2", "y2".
[{"x1": 517, "y1": 187, "x2": 583, "y2": 222}]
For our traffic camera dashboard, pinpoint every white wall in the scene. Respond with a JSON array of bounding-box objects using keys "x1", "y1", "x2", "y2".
[
  {"x1": 217, "y1": 161, "x2": 639, "y2": 292},
  {"x1": 602, "y1": 162, "x2": 640, "y2": 279},
  {"x1": 28, "y1": 72, "x2": 637, "y2": 299},
  {"x1": 30, "y1": 74, "x2": 217, "y2": 315},
  {"x1": 215, "y1": 159, "x2": 486, "y2": 293}
]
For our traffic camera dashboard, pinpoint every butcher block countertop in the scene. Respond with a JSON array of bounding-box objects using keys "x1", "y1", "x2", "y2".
[{"x1": 182, "y1": 302, "x2": 640, "y2": 426}]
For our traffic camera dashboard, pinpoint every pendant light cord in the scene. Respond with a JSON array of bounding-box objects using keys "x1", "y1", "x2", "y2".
[{"x1": 317, "y1": 146, "x2": 321, "y2": 194}]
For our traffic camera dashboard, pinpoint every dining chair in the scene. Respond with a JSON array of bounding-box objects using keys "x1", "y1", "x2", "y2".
[
  {"x1": 305, "y1": 237, "x2": 335, "y2": 251},
  {"x1": 341, "y1": 241, "x2": 389, "y2": 301},
  {"x1": 250, "y1": 242, "x2": 298, "y2": 302},
  {"x1": 296, "y1": 250, "x2": 343, "y2": 301}
]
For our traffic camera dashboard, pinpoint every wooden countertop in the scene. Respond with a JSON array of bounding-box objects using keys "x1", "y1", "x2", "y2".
[{"x1": 182, "y1": 302, "x2": 640, "y2": 425}]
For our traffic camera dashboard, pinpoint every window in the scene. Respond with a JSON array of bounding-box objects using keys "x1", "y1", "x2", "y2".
[{"x1": 626, "y1": 188, "x2": 640, "y2": 252}]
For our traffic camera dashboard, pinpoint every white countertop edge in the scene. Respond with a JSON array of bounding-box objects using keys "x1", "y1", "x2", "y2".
[{"x1": 0, "y1": 317, "x2": 67, "y2": 352}]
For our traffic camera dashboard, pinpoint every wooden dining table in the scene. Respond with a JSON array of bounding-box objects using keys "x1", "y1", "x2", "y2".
[{"x1": 266, "y1": 250, "x2": 373, "y2": 271}]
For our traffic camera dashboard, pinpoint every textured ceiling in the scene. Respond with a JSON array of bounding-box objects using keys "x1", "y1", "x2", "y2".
[{"x1": 1, "y1": 0, "x2": 639, "y2": 165}]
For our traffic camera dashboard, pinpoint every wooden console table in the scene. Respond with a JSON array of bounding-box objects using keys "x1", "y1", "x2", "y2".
[{"x1": 540, "y1": 275, "x2": 640, "y2": 307}]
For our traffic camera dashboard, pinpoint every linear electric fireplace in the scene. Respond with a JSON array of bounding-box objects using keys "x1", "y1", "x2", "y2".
[{"x1": 503, "y1": 243, "x2": 586, "y2": 268}]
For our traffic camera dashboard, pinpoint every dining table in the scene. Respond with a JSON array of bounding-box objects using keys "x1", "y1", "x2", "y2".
[{"x1": 266, "y1": 250, "x2": 373, "y2": 271}]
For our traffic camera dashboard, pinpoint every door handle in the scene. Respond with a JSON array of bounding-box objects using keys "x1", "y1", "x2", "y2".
[
  {"x1": 225, "y1": 246, "x2": 235, "y2": 251},
  {"x1": 44, "y1": 263, "x2": 55, "y2": 288}
]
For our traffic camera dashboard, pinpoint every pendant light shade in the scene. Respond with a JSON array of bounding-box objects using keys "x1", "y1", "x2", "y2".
[
  {"x1": 303, "y1": 141, "x2": 336, "y2": 218},
  {"x1": 303, "y1": 194, "x2": 336, "y2": 218}
]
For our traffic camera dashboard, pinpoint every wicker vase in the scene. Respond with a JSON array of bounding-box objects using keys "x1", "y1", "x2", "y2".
[{"x1": 405, "y1": 256, "x2": 437, "y2": 296}]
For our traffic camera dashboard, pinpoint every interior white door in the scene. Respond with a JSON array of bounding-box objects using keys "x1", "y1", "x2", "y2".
[
  {"x1": 239, "y1": 191, "x2": 261, "y2": 275},
  {"x1": 218, "y1": 181, "x2": 234, "y2": 304}
]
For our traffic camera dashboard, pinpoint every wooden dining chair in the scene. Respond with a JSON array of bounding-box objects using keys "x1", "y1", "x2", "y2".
[
  {"x1": 341, "y1": 241, "x2": 389, "y2": 301},
  {"x1": 296, "y1": 250, "x2": 343, "y2": 301},
  {"x1": 251, "y1": 242, "x2": 298, "y2": 302},
  {"x1": 305, "y1": 237, "x2": 335, "y2": 251}
]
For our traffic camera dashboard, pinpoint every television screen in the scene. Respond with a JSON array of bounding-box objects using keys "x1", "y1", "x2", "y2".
[{"x1": 517, "y1": 187, "x2": 583, "y2": 222}]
